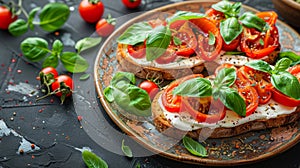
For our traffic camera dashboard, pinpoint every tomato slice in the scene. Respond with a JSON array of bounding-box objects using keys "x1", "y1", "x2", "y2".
[
  {"x1": 127, "y1": 42, "x2": 146, "y2": 59},
  {"x1": 236, "y1": 66, "x2": 272, "y2": 104},
  {"x1": 241, "y1": 11, "x2": 279, "y2": 59},
  {"x1": 161, "y1": 74, "x2": 203, "y2": 112},
  {"x1": 182, "y1": 97, "x2": 226, "y2": 123},
  {"x1": 190, "y1": 18, "x2": 223, "y2": 61},
  {"x1": 155, "y1": 47, "x2": 177, "y2": 64},
  {"x1": 205, "y1": 8, "x2": 225, "y2": 27},
  {"x1": 271, "y1": 64, "x2": 300, "y2": 107},
  {"x1": 238, "y1": 86, "x2": 259, "y2": 116}
]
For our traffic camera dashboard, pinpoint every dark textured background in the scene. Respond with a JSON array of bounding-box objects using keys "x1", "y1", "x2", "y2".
[{"x1": 0, "y1": 0, "x2": 299, "y2": 168}]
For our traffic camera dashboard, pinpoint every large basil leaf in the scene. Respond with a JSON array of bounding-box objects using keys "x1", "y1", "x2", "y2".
[
  {"x1": 20, "y1": 37, "x2": 49, "y2": 62},
  {"x1": 104, "y1": 86, "x2": 114, "y2": 102},
  {"x1": 172, "y1": 77, "x2": 212, "y2": 97},
  {"x1": 220, "y1": 17, "x2": 243, "y2": 44},
  {"x1": 60, "y1": 52, "x2": 89, "y2": 73},
  {"x1": 75, "y1": 37, "x2": 102, "y2": 53},
  {"x1": 245, "y1": 60, "x2": 272, "y2": 73},
  {"x1": 114, "y1": 81, "x2": 151, "y2": 117},
  {"x1": 42, "y1": 54, "x2": 59, "y2": 68},
  {"x1": 28, "y1": 7, "x2": 41, "y2": 30},
  {"x1": 167, "y1": 11, "x2": 205, "y2": 24},
  {"x1": 117, "y1": 22, "x2": 152, "y2": 45},
  {"x1": 239, "y1": 12, "x2": 267, "y2": 32},
  {"x1": 214, "y1": 86, "x2": 246, "y2": 116},
  {"x1": 182, "y1": 136, "x2": 208, "y2": 157},
  {"x1": 82, "y1": 150, "x2": 108, "y2": 168},
  {"x1": 273, "y1": 58, "x2": 292, "y2": 73},
  {"x1": 39, "y1": 3, "x2": 70, "y2": 32},
  {"x1": 271, "y1": 71, "x2": 300, "y2": 100},
  {"x1": 8, "y1": 19, "x2": 28, "y2": 36},
  {"x1": 214, "y1": 67, "x2": 236, "y2": 87},
  {"x1": 146, "y1": 26, "x2": 171, "y2": 61},
  {"x1": 111, "y1": 71, "x2": 136, "y2": 86},
  {"x1": 278, "y1": 51, "x2": 300, "y2": 62}
]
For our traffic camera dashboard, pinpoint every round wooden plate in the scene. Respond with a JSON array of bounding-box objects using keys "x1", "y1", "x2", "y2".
[{"x1": 94, "y1": 1, "x2": 300, "y2": 166}]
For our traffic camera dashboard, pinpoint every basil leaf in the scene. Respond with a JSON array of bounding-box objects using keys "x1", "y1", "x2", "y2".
[
  {"x1": 214, "y1": 67, "x2": 236, "y2": 87},
  {"x1": 20, "y1": 37, "x2": 49, "y2": 62},
  {"x1": 114, "y1": 81, "x2": 151, "y2": 117},
  {"x1": 39, "y1": 3, "x2": 70, "y2": 32},
  {"x1": 214, "y1": 86, "x2": 246, "y2": 116},
  {"x1": 103, "y1": 86, "x2": 114, "y2": 102},
  {"x1": 173, "y1": 36, "x2": 182, "y2": 46},
  {"x1": 220, "y1": 17, "x2": 243, "y2": 44},
  {"x1": 224, "y1": 51, "x2": 245, "y2": 55},
  {"x1": 121, "y1": 139, "x2": 133, "y2": 158},
  {"x1": 146, "y1": 26, "x2": 171, "y2": 61},
  {"x1": 167, "y1": 11, "x2": 205, "y2": 24},
  {"x1": 239, "y1": 12, "x2": 267, "y2": 32},
  {"x1": 245, "y1": 60, "x2": 272, "y2": 73},
  {"x1": 173, "y1": 77, "x2": 212, "y2": 97},
  {"x1": 212, "y1": 1, "x2": 241, "y2": 17},
  {"x1": 28, "y1": 7, "x2": 40, "y2": 30},
  {"x1": 42, "y1": 54, "x2": 59, "y2": 68},
  {"x1": 117, "y1": 22, "x2": 152, "y2": 45},
  {"x1": 278, "y1": 51, "x2": 300, "y2": 62},
  {"x1": 182, "y1": 136, "x2": 208, "y2": 157},
  {"x1": 75, "y1": 37, "x2": 102, "y2": 53},
  {"x1": 52, "y1": 40, "x2": 64, "y2": 56},
  {"x1": 8, "y1": 19, "x2": 28, "y2": 36},
  {"x1": 80, "y1": 73, "x2": 90, "y2": 81},
  {"x1": 82, "y1": 150, "x2": 108, "y2": 168},
  {"x1": 273, "y1": 58, "x2": 292, "y2": 73},
  {"x1": 60, "y1": 52, "x2": 89, "y2": 73},
  {"x1": 208, "y1": 31, "x2": 216, "y2": 45},
  {"x1": 271, "y1": 71, "x2": 300, "y2": 100},
  {"x1": 111, "y1": 71, "x2": 136, "y2": 86}
]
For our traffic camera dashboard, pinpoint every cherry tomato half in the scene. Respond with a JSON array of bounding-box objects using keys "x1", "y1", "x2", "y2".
[
  {"x1": 238, "y1": 86, "x2": 259, "y2": 116},
  {"x1": 271, "y1": 64, "x2": 300, "y2": 107},
  {"x1": 190, "y1": 18, "x2": 223, "y2": 61},
  {"x1": 127, "y1": 42, "x2": 146, "y2": 59},
  {"x1": 138, "y1": 80, "x2": 159, "y2": 100},
  {"x1": 78, "y1": 0, "x2": 104, "y2": 23},
  {"x1": 205, "y1": 8, "x2": 225, "y2": 27},
  {"x1": 96, "y1": 15, "x2": 116, "y2": 37},
  {"x1": 0, "y1": 6, "x2": 17, "y2": 30},
  {"x1": 155, "y1": 47, "x2": 177, "y2": 64},
  {"x1": 122, "y1": 0, "x2": 142, "y2": 9}
]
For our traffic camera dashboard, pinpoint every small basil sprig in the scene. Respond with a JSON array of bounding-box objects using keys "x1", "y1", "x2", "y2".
[
  {"x1": 20, "y1": 37, "x2": 101, "y2": 73},
  {"x1": 82, "y1": 150, "x2": 108, "y2": 168},
  {"x1": 245, "y1": 59, "x2": 300, "y2": 100},
  {"x1": 173, "y1": 68, "x2": 246, "y2": 116},
  {"x1": 212, "y1": 1, "x2": 267, "y2": 44},
  {"x1": 278, "y1": 51, "x2": 300, "y2": 66},
  {"x1": 103, "y1": 72, "x2": 152, "y2": 117},
  {"x1": 182, "y1": 136, "x2": 208, "y2": 157},
  {"x1": 9, "y1": 3, "x2": 70, "y2": 36}
]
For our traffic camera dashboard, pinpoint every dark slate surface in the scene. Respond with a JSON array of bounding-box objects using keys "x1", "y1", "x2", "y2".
[{"x1": 0, "y1": 0, "x2": 299, "y2": 168}]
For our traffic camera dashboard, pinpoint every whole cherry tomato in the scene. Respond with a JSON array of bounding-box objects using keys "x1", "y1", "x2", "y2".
[
  {"x1": 271, "y1": 64, "x2": 300, "y2": 107},
  {"x1": 78, "y1": 0, "x2": 104, "y2": 23},
  {"x1": 96, "y1": 14, "x2": 116, "y2": 37},
  {"x1": 38, "y1": 67, "x2": 59, "y2": 94},
  {"x1": 122, "y1": 0, "x2": 142, "y2": 9},
  {"x1": 51, "y1": 75, "x2": 74, "y2": 101},
  {"x1": 0, "y1": 6, "x2": 17, "y2": 30},
  {"x1": 39, "y1": 67, "x2": 59, "y2": 78},
  {"x1": 138, "y1": 80, "x2": 159, "y2": 100}
]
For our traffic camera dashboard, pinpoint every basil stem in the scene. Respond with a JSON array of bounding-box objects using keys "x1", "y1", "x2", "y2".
[
  {"x1": 239, "y1": 12, "x2": 267, "y2": 32},
  {"x1": 182, "y1": 136, "x2": 208, "y2": 157},
  {"x1": 146, "y1": 25, "x2": 171, "y2": 61},
  {"x1": 220, "y1": 17, "x2": 243, "y2": 45},
  {"x1": 82, "y1": 150, "x2": 108, "y2": 168},
  {"x1": 117, "y1": 22, "x2": 153, "y2": 45},
  {"x1": 172, "y1": 77, "x2": 212, "y2": 97},
  {"x1": 271, "y1": 72, "x2": 300, "y2": 100}
]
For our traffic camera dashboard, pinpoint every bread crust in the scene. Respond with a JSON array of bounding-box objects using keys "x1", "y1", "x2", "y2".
[{"x1": 152, "y1": 91, "x2": 300, "y2": 139}]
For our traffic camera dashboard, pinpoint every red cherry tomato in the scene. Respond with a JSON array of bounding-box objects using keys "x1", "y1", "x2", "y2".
[
  {"x1": 122, "y1": 0, "x2": 142, "y2": 9},
  {"x1": 96, "y1": 15, "x2": 116, "y2": 37},
  {"x1": 138, "y1": 80, "x2": 159, "y2": 100},
  {"x1": 222, "y1": 35, "x2": 241, "y2": 51},
  {"x1": 0, "y1": 6, "x2": 17, "y2": 30},
  {"x1": 78, "y1": 0, "x2": 104, "y2": 23},
  {"x1": 51, "y1": 75, "x2": 74, "y2": 97},
  {"x1": 39, "y1": 67, "x2": 58, "y2": 78},
  {"x1": 271, "y1": 64, "x2": 300, "y2": 107}
]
